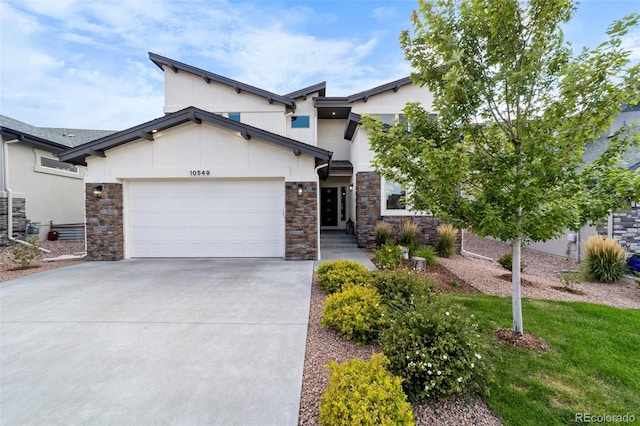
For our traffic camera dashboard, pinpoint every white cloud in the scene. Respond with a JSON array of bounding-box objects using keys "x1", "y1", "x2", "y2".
[
  {"x1": 372, "y1": 7, "x2": 397, "y2": 20},
  {"x1": 621, "y1": 30, "x2": 640, "y2": 61}
]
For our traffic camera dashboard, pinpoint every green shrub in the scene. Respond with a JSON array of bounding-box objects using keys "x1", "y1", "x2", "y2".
[
  {"x1": 369, "y1": 269, "x2": 434, "y2": 312},
  {"x1": 374, "y1": 245, "x2": 403, "y2": 270},
  {"x1": 321, "y1": 284, "x2": 386, "y2": 346},
  {"x1": 375, "y1": 221, "x2": 394, "y2": 247},
  {"x1": 583, "y1": 236, "x2": 627, "y2": 283},
  {"x1": 319, "y1": 354, "x2": 414, "y2": 426},
  {"x1": 11, "y1": 236, "x2": 41, "y2": 267},
  {"x1": 497, "y1": 253, "x2": 527, "y2": 272},
  {"x1": 380, "y1": 298, "x2": 489, "y2": 401},
  {"x1": 413, "y1": 247, "x2": 439, "y2": 265},
  {"x1": 435, "y1": 224, "x2": 458, "y2": 258},
  {"x1": 399, "y1": 221, "x2": 419, "y2": 252},
  {"x1": 317, "y1": 260, "x2": 371, "y2": 294}
]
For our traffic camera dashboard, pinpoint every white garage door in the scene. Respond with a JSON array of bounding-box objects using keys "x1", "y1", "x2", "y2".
[{"x1": 127, "y1": 179, "x2": 285, "y2": 257}]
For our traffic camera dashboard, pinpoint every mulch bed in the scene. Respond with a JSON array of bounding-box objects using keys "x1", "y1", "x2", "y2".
[
  {"x1": 493, "y1": 328, "x2": 550, "y2": 352},
  {"x1": 420, "y1": 263, "x2": 480, "y2": 294},
  {"x1": 497, "y1": 273, "x2": 537, "y2": 288},
  {"x1": 551, "y1": 285, "x2": 586, "y2": 295}
]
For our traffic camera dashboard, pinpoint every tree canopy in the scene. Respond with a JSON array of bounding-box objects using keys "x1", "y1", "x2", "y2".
[{"x1": 363, "y1": 0, "x2": 640, "y2": 335}]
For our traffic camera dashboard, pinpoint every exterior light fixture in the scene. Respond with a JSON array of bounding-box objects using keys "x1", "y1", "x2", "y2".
[
  {"x1": 151, "y1": 129, "x2": 158, "y2": 133},
  {"x1": 349, "y1": 183, "x2": 354, "y2": 192},
  {"x1": 297, "y1": 183, "x2": 303, "y2": 197},
  {"x1": 92, "y1": 185, "x2": 104, "y2": 198}
]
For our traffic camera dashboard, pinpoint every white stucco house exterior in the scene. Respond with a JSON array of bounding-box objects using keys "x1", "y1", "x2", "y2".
[
  {"x1": 59, "y1": 52, "x2": 440, "y2": 260},
  {"x1": 1, "y1": 115, "x2": 113, "y2": 244}
]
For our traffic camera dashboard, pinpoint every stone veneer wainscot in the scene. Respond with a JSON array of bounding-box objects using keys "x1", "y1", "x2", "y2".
[
  {"x1": 285, "y1": 181, "x2": 317, "y2": 260},
  {"x1": 0, "y1": 196, "x2": 26, "y2": 244},
  {"x1": 613, "y1": 204, "x2": 640, "y2": 254},
  {"x1": 85, "y1": 183, "x2": 124, "y2": 260},
  {"x1": 356, "y1": 171, "x2": 449, "y2": 249}
]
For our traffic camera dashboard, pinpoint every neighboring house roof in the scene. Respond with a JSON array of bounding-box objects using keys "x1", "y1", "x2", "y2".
[
  {"x1": 284, "y1": 82, "x2": 326, "y2": 100},
  {"x1": 149, "y1": 52, "x2": 296, "y2": 111},
  {"x1": 0, "y1": 114, "x2": 115, "y2": 151},
  {"x1": 583, "y1": 107, "x2": 640, "y2": 171},
  {"x1": 58, "y1": 107, "x2": 333, "y2": 174}
]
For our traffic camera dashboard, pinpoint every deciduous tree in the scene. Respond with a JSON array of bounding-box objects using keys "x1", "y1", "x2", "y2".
[{"x1": 363, "y1": 0, "x2": 640, "y2": 335}]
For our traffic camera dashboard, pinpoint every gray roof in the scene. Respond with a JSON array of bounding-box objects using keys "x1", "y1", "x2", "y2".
[
  {"x1": 583, "y1": 108, "x2": 640, "y2": 171},
  {"x1": 58, "y1": 107, "x2": 333, "y2": 176},
  {"x1": 283, "y1": 82, "x2": 326, "y2": 100},
  {"x1": 149, "y1": 52, "x2": 296, "y2": 111},
  {"x1": 1, "y1": 114, "x2": 115, "y2": 151}
]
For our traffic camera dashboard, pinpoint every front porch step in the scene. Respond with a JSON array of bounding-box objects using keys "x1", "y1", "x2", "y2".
[{"x1": 320, "y1": 231, "x2": 358, "y2": 249}]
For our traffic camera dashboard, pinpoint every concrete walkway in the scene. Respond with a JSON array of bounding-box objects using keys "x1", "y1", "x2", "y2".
[
  {"x1": 0, "y1": 259, "x2": 312, "y2": 426},
  {"x1": 316, "y1": 231, "x2": 377, "y2": 271}
]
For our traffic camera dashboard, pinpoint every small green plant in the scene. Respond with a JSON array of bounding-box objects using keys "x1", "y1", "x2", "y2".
[
  {"x1": 374, "y1": 244, "x2": 404, "y2": 270},
  {"x1": 435, "y1": 223, "x2": 458, "y2": 258},
  {"x1": 317, "y1": 260, "x2": 370, "y2": 294},
  {"x1": 369, "y1": 269, "x2": 434, "y2": 311},
  {"x1": 497, "y1": 253, "x2": 527, "y2": 272},
  {"x1": 413, "y1": 247, "x2": 439, "y2": 265},
  {"x1": 557, "y1": 271, "x2": 582, "y2": 293},
  {"x1": 11, "y1": 236, "x2": 41, "y2": 267},
  {"x1": 374, "y1": 221, "x2": 393, "y2": 247},
  {"x1": 448, "y1": 279, "x2": 460, "y2": 288},
  {"x1": 321, "y1": 284, "x2": 385, "y2": 346},
  {"x1": 583, "y1": 236, "x2": 627, "y2": 283},
  {"x1": 380, "y1": 298, "x2": 490, "y2": 401},
  {"x1": 399, "y1": 221, "x2": 419, "y2": 253},
  {"x1": 319, "y1": 354, "x2": 414, "y2": 426}
]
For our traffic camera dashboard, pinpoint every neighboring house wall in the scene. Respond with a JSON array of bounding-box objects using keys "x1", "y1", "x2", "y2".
[
  {"x1": 2, "y1": 142, "x2": 86, "y2": 242},
  {"x1": 613, "y1": 204, "x2": 640, "y2": 254}
]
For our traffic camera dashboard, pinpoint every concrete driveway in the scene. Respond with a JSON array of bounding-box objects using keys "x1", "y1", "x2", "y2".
[{"x1": 0, "y1": 259, "x2": 313, "y2": 426}]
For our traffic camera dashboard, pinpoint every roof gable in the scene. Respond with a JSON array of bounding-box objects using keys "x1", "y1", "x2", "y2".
[
  {"x1": 149, "y1": 53, "x2": 296, "y2": 111},
  {"x1": 58, "y1": 107, "x2": 332, "y2": 169}
]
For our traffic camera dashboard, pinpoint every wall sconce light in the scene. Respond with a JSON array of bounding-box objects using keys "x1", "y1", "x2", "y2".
[
  {"x1": 92, "y1": 185, "x2": 103, "y2": 199},
  {"x1": 349, "y1": 183, "x2": 354, "y2": 192},
  {"x1": 297, "y1": 183, "x2": 303, "y2": 197}
]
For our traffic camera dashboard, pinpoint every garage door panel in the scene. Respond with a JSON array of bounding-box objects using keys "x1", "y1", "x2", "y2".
[{"x1": 128, "y1": 179, "x2": 285, "y2": 257}]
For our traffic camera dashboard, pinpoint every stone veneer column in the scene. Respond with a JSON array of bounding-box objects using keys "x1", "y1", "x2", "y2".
[
  {"x1": 0, "y1": 196, "x2": 26, "y2": 244},
  {"x1": 285, "y1": 182, "x2": 317, "y2": 260},
  {"x1": 355, "y1": 171, "x2": 447, "y2": 249},
  {"x1": 613, "y1": 205, "x2": 640, "y2": 254},
  {"x1": 85, "y1": 183, "x2": 124, "y2": 261}
]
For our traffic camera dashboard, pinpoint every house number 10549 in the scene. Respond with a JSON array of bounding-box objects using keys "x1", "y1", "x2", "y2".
[{"x1": 189, "y1": 170, "x2": 211, "y2": 176}]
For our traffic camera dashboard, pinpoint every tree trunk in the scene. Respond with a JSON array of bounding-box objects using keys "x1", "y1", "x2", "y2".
[{"x1": 512, "y1": 237, "x2": 524, "y2": 336}]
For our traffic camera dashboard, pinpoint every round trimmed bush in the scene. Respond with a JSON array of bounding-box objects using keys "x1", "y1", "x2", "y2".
[
  {"x1": 317, "y1": 260, "x2": 371, "y2": 294},
  {"x1": 319, "y1": 354, "x2": 414, "y2": 426},
  {"x1": 369, "y1": 269, "x2": 435, "y2": 312},
  {"x1": 321, "y1": 284, "x2": 385, "y2": 346},
  {"x1": 380, "y1": 298, "x2": 489, "y2": 401}
]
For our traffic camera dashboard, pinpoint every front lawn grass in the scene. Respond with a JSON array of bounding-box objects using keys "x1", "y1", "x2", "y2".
[{"x1": 446, "y1": 294, "x2": 640, "y2": 425}]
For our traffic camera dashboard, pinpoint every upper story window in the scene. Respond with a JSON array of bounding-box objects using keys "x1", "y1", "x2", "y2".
[
  {"x1": 41, "y1": 156, "x2": 78, "y2": 173},
  {"x1": 291, "y1": 115, "x2": 310, "y2": 128},
  {"x1": 228, "y1": 113, "x2": 241, "y2": 122},
  {"x1": 373, "y1": 114, "x2": 396, "y2": 126}
]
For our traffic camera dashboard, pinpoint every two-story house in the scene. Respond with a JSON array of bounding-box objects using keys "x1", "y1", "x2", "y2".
[{"x1": 59, "y1": 53, "x2": 440, "y2": 261}]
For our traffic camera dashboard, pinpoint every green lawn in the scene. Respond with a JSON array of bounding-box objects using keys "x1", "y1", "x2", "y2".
[{"x1": 446, "y1": 294, "x2": 640, "y2": 425}]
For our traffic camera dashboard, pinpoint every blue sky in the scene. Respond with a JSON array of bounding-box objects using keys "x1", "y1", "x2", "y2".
[{"x1": 1, "y1": 0, "x2": 639, "y2": 130}]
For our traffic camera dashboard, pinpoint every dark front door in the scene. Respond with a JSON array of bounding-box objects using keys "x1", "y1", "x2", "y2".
[{"x1": 321, "y1": 187, "x2": 338, "y2": 226}]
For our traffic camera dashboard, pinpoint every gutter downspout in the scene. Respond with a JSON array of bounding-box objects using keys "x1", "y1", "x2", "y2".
[
  {"x1": 3, "y1": 139, "x2": 50, "y2": 253},
  {"x1": 315, "y1": 163, "x2": 329, "y2": 260}
]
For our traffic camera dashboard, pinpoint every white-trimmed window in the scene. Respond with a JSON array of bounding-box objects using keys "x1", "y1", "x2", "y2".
[
  {"x1": 34, "y1": 149, "x2": 85, "y2": 179},
  {"x1": 381, "y1": 177, "x2": 429, "y2": 216}
]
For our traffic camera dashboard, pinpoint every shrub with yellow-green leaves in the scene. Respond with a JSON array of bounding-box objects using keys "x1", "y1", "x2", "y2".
[
  {"x1": 321, "y1": 284, "x2": 385, "y2": 346},
  {"x1": 317, "y1": 260, "x2": 371, "y2": 294},
  {"x1": 319, "y1": 354, "x2": 414, "y2": 426}
]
